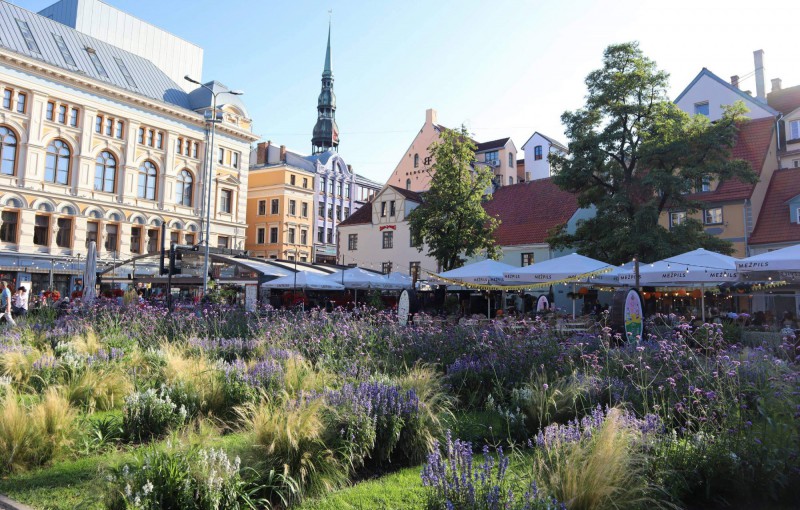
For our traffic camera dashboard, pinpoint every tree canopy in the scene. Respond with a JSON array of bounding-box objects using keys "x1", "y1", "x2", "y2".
[
  {"x1": 408, "y1": 126, "x2": 500, "y2": 272},
  {"x1": 547, "y1": 42, "x2": 756, "y2": 265}
]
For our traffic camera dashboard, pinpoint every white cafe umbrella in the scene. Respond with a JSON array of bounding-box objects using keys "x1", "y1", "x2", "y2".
[
  {"x1": 437, "y1": 259, "x2": 517, "y2": 285},
  {"x1": 736, "y1": 244, "x2": 800, "y2": 274},
  {"x1": 438, "y1": 259, "x2": 518, "y2": 318},
  {"x1": 627, "y1": 248, "x2": 739, "y2": 321},
  {"x1": 82, "y1": 241, "x2": 97, "y2": 305},
  {"x1": 261, "y1": 271, "x2": 345, "y2": 291},
  {"x1": 504, "y1": 253, "x2": 613, "y2": 318},
  {"x1": 382, "y1": 272, "x2": 414, "y2": 290},
  {"x1": 326, "y1": 267, "x2": 392, "y2": 304},
  {"x1": 326, "y1": 267, "x2": 393, "y2": 289}
]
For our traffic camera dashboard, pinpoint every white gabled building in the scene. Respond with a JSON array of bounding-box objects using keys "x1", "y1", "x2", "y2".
[
  {"x1": 521, "y1": 131, "x2": 567, "y2": 181},
  {"x1": 337, "y1": 185, "x2": 437, "y2": 278}
]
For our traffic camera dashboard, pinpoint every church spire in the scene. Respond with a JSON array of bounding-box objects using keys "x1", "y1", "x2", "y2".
[
  {"x1": 312, "y1": 18, "x2": 339, "y2": 154},
  {"x1": 323, "y1": 21, "x2": 332, "y2": 77}
]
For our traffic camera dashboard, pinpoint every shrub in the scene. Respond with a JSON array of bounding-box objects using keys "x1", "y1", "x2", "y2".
[
  {"x1": 107, "y1": 442, "x2": 263, "y2": 510},
  {"x1": 534, "y1": 408, "x2": 668, "y2": 510},
  {"x1": 421, "y1": 431, "x2": 564, "y2": 510},
  {"x1": 65, "y1": 367, "x2": 132, "y2": 411},
  {"x1": 241, "y1": 395, "x2": 346, "y2": 504},
  {"x1": 122, "y1": 387, "x2": 188, "y2": 442},
  {"x1": 0, "y1": 388, "x2": 77, "y2": 474}
]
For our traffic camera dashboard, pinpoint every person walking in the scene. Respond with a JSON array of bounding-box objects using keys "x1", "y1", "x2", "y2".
[{"x1": 0, "y1": 280, "x2": 16, "y2": 327}]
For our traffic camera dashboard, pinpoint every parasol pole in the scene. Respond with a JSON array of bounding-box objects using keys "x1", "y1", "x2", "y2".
[
  {"x1": 701, "y1": 283, "x2": 705, "y2": 322},
  {"x1": 572, "y1": 282, "x2": 576, "y2": 319}
]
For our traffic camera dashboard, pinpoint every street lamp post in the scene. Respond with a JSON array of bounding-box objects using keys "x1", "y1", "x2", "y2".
[
  {"x1": 284, "y1": 248, "x2": 299, "y2": 310},
  {"x1": 184, "y1": 75, "x2": 244, "y2": 298}
]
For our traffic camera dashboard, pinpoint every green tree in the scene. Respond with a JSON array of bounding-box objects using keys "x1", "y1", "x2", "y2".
[
  {"x1": 408, "y1": 125, "x2": 500, "y2": 271},
  {"x1": 547, "y1": 42, "x2": 756, "y2": 265}
]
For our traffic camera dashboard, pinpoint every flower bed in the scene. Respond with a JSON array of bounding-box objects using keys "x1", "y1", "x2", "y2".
[{"x1": 0, "y1": 304, "x2": 797, "y2": 509}]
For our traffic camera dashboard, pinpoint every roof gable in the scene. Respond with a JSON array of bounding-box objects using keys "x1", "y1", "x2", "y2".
[
  {"x1": 482, "y1": 178, "x2": 580, "y2": 246},
  {"x1": 674, "y1": 68, "x2": 778, "y2": 117},
  {"x1": 522, "y1": 131, "x2": 567, "y2": 152}
]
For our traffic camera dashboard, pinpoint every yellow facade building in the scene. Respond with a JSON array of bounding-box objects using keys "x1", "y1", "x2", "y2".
[{"x1": 246, "y1": 143, "x2": 315, "y2": 261}]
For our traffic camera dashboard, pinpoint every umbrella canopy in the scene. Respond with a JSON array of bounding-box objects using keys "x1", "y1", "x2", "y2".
[
  {"x1": 632, "y1": 248, "x2": 738, "y2": 284},
  {"x1": 586, "y1": 262, "x2": 636, "y2": 286},
  {"x1": 261, "y1": 271, "x2": 345, "y2": 291},
  {"x1": 504, "y1": 253, "x2": 612, "y2": 284},
  {"x1": 736, "y1": 244, "x2": 800, "y2": 273},
  {"x1": 437, "y1": 259, "x2": 517, "y2": 285},
  {"x1": 382, "y1": 272, "x2": 414, "y2": 290},
  {"x1": 82, "y1": 241, "x2": 97, "y2": 305},
  {"x1": 326, "y1": 267, "x2": 393, "y2": 289}
]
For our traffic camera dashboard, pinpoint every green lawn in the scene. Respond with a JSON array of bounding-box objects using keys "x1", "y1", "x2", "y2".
[{"x1": 297, "y1": 465, "x2": 427, "y2": 510}]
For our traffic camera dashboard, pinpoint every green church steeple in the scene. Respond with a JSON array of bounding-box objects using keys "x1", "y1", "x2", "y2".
[{"x1": 312, "y1": 21, "x2": 339, "y2": 154}]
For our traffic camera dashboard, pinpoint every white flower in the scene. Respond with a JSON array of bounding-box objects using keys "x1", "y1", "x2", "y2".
[{"x1": 142, "y1": 480, "x2": 154, "y2": 495}]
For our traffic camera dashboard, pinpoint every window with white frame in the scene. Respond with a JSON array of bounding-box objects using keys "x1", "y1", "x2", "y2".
[
  {"x1": 258, "y1": 200, "x2": 266, "y2": 216},
  {"x1": 257, "y1": 227, "x2": 265, "y2": 244},
  {"x1": 269, "y1": 227, "x2": 278, "y2": 244},
  {"x1": 669, "y1": 211, "x2": 686, "y2": 228},
  {"x1": 348, "y1": 233, "x2": 357, "y2": 250},
  {"x1": 704, "y1": 207, "x2": 723, "y2": 225},
  {"x1": 270, "y1": 198, "x2": 279, "y2": 215}
]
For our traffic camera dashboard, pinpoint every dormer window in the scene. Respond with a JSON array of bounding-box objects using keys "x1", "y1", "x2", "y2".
[{"x1": 694, "y1": 101, "x2": 710, "y2": 116}]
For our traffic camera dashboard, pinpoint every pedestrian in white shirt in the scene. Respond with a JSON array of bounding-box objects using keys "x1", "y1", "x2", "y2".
[{"x1": 13, "y1": 285, "x2": 28, "y2": 317}]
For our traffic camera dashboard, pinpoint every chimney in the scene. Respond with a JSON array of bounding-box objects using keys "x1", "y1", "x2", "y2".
[
  {"x1": 255, "y1": 141, "x2": 268, "y2": 165},
  {"x1": 279, "y1": 145, "x2": 286, "y2": 162},
  {"x1": 425, "y1": 108, "x2": 437, "y2": 125},
  {"x1": 753, "y1": 49, "x2": 766, "y2": 103},
  {"x1": 771, "y1": 78, "x2": 782, "y2": 92},
  {"x1": 730, "y1": 75, "x2": 739, "y2": 89}
]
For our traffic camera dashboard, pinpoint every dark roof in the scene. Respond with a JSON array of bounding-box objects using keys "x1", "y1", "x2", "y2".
[
  {"x1": 523, "y1": 131, "x2": 568, "y2": 152},
  {"x1": 674, "y1": 68, "x2": 779, "y2": 116},
  {"x1": 748, "y1": 167, "x2": 800, "y2": 245},
  {"x1": 767, "y1": 84, "x2": 800, "y2": 115},
  {"x1": 389, "y1": 185, "x2": 424, "y2": 203},
  {"x1": 0, "y1": 1, "x2": 191, "y2": 109},
  {"x1": 475, "y1": 137, "x2": 510, "y2": 153},
  {"x1": 482, "y1": 178, "x2": 580, "y2": 246},
  {"x1": 685, "y1": 117, "x2": 775, "y2": 204},
  {"x1": 339, "y1": 201, "x2": 372, "y2": 226}
]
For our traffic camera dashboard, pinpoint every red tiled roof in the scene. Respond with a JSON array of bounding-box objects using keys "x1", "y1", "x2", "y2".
[
  {"x1": 483, "y1": 178, "x2": 580, "y2": 246},
  {"x1": 748, "y1": 167, "x2": 800, "y2": 245},
  {"x1": 767, "y1": 84, "x2": 800, "y2": 115},
  {"x1": 686, "y1": 117, "x2": 775, "y2": 204},
  {"x1": 389, "y1": 185, "x2": 424, "y2": 203},
  {"x1": 339, "y1": 201, "x2": 372, "y2": 226}
]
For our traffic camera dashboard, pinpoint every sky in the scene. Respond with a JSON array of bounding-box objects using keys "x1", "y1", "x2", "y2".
[{"x1": 16, "y1": 0, "x2": 800, "y2": 183}]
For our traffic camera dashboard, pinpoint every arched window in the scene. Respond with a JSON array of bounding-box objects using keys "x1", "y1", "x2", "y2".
[
  {"x1": 406, "y1": 178, "x2": 411, "y2": 190},
  {"x1": 176, "y1": 169, "x2": 193, "y2": 206},
  {"x1": 94, "y1": 151, "x2": 116, "y2": 193},
  {"x1": 45, "y1": 139, "x2": 71, "y2": 185},
  {"x1": 137, "y1": 161, "x2": 158, "y2": 200},
  {"x1": 0, "y1": 126, "x2": 18, "y2": 176},
  {"x1": 413, "y1": 153, "x2": 419, "y2": 168}
]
